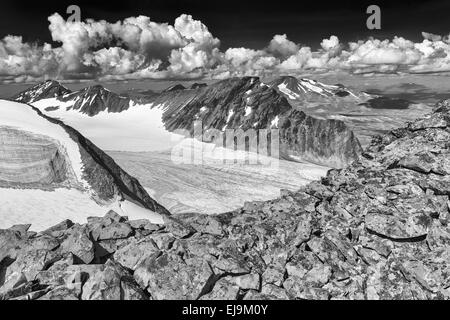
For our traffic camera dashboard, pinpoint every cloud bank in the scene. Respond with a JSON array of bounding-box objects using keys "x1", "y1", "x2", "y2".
[{"x1": 1, "y1": 13, "x2": 450, "y2": 82}]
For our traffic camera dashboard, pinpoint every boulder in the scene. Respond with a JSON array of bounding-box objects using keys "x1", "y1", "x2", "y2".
[
  {"x1": 81, "y1": 260, "x2": 129, "y2": 300},
  {"x1": 148, "y1": 233, "x2": 176, "y2": 251},
  {"x1": 59, "y1": 224, "x2": 95, "y2": 264},
  {"x1": 232, "y1": 273, "x2": 260, "y2": 290},
  {"x1": 365, "y1": 212, "x2": 429, "y2": 241},
  {"x1": 163, "y1": 216, "x2": 196, "y2": 239},
  {"x1": 94, "y1": 222, "x2": 133, "y2": 241},
  {"x1": 40, "y1": 220, "x2": 74, "y2": 238},
  {"x1": 38, "y1": 285, "x2": 81, "y2": 300},
  {"x1": 113, "y1": 237, "x2": 159, "y2": 270},
  {"x1": 128, "y1": 219, "x2": 161, "y2": 233},
  {"x1": 199, "y1": 277, "x2": 240, "y2": 300},
  {"x1": 0, "y1": 229, "x2": 26, "y2": 261},
  {"x1": 175, "y1": 213, "x2": 224, "y2": 236},
  {"x1": 4, "y1": 249, "x2": 61, "y2": 282},
  {"x1": 134, "y1": 252, "x2": 216, "y2": 300},
  {"x1": 8, "y1": 225, "x2": 31, "y2": 238}
]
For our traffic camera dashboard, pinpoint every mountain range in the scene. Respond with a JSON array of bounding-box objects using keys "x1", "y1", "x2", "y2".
[{"x1": 12, "y1": 77, "x2": 364, "y2": 168}]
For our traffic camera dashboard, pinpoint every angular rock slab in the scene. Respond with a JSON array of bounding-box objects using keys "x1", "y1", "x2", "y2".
[
  {"x1": 134, "y1": 252, "x2": 216, "y2": 300},
  {"x1": 365, "y1": 212, "x2": 429, "y2": 241}
]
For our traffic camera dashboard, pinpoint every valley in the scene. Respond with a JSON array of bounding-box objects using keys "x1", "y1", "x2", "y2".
[{"x1": 108, "y1": 150, "x2": 329, "y2": 215}]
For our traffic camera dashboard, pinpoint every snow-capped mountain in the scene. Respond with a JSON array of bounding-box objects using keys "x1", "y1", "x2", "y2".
[
  {"x1": 14, "y1": 81, "x2": 133, "y2": 116},
  {"x1": 267, "y1": 76, "x2": 373, "y2": 103},
  {"x1": 158, "y1": 77, "x2": 362, "y2": 167},
  {"x1": 13, "y1": 80, "x2": 71, "y2": 103},
  {"x1": 0, "y1": 99, "x2": 169, "y2": 230},
  {"x1": 58, "y1": 85, "x2": 132, "y2": 116},
  {"x1": 14, "y1": 77, "x2": 362, "y2": 167}
]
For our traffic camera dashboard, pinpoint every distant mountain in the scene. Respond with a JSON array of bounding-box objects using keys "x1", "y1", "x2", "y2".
[
  {"x1": 14, "y1": 77, "x2": 362, "y2": 168},
  {"x1": 162, "y1": 84, "x2": 187, "y2": 92},
  {"x1": 58, "y1": 85, "x2": 132, "y2": 116},
  {"x1": 267, "y1": 76, "x2": 373, "y2": 103},
  {"x1": 14, "y1": 83, "x2": 133, "y2": 116},
  {"x1": 158, "y1": 77, "x2": 362, "y2": 167},
  {"x1": 0, "y1": 99, "x2": 169, "y2": 230},
  {"x1": 268, "y1": 76, "x2": 416, "y2": 112},
  {"x1": 13, "y1": 80, "x2": 71, "y2": 103}
]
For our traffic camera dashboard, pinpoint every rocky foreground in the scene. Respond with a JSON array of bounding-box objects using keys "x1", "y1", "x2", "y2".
[{"x1": 1, "y1": 100, "x2": 450, "y2": 300}]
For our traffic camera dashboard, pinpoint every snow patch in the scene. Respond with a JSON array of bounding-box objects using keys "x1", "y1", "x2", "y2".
[
  {"x1": 32, "y1": 98, "x2": 184, "y2": 152},
  {"x1": 271, "y1": 116, "x2": 279, "y2": 128},
  {"x1": 278, "y1": 83, "x2": 300, "y2": 100},
  {"x1": 0, "y1": 188, "x2": 162, "y2": 231},
  {"x1": 226, "y1": 109, "x2": 234, "y2": 123}
]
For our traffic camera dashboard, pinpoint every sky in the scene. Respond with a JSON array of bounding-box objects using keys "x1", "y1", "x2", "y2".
[
  {"x1": 2, "y1": 0, "x2": 450, "y2": 48},
  {"x1": 1, "y1": 0, "x2": 450, "y2": 83}
]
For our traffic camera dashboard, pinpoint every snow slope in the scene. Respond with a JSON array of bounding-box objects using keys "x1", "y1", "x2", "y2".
[
  {"x1": 0, "y1": 187, "x2": 163, "y2": 231},
  {"x1": 0, "y1": 99, "x2": 165, "y2": 230},
  {"x1": 32, "y1": 99, "x2": 184, "y2": 152},
  {"x1": 0, "y1": 99, "x2": 87, "y2": 187}
]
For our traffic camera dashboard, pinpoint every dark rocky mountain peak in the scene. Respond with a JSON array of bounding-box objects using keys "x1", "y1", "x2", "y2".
[
  {"x1": 13, "y1": 80, "x2": 72, "y2": 103},
  {"x1": 162, "y1": 84, "x2": 187, "y2": 92},
  {"x1": 58, "y1": 85, "x2": 132, "y2": 116},
  {"x1": 161, "y1": 76, "x2": 362, "y2": 168}
]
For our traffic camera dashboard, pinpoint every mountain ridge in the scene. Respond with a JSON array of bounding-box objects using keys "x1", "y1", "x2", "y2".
[
  {"x1": 159, "y1": 77, "x2": 362, "y2": 167},
  {"x1": 14, "y1": 77, "x2": 363, "y2": 168},
  {"x1": 13, "y1": 80, "x2": 72, "y2": 103}
]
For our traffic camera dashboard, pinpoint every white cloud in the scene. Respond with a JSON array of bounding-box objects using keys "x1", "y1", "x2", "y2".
[
  {"x1": 320, "y1": 35, "x2": 341, "y2": 54},
  {"x1": 82, "y1": 47, "x2": 147, "y2": 75},
  {"x1": 267, "y1": 34, "x2": 299, "y2": 59},
  {"x1": 0, "y1": 36, "x2": 61, "y2": 78},
  {"x1": 0, "y1": 13, "x2": 450, "y2": 82}
]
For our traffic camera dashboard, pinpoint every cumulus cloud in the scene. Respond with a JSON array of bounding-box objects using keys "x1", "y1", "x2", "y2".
[
  {"x1": 0, "y1": 13, "x2": 450, "y2": 82},
  {"x1": 0, "y1": 36, "x2": 61, "y2": 78},
  {"x1": 347, "y1": 38, "x2": 421, "y2": 66},
  {"x1": 321, "y1": 35, "x2": 340, "y2": 51},
  {"x1": 82, "y1": 47, "x2": 147, "y2": 75},
  {"x1": 267, "y1": 34, "x2": 300, "y2": 59}
]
